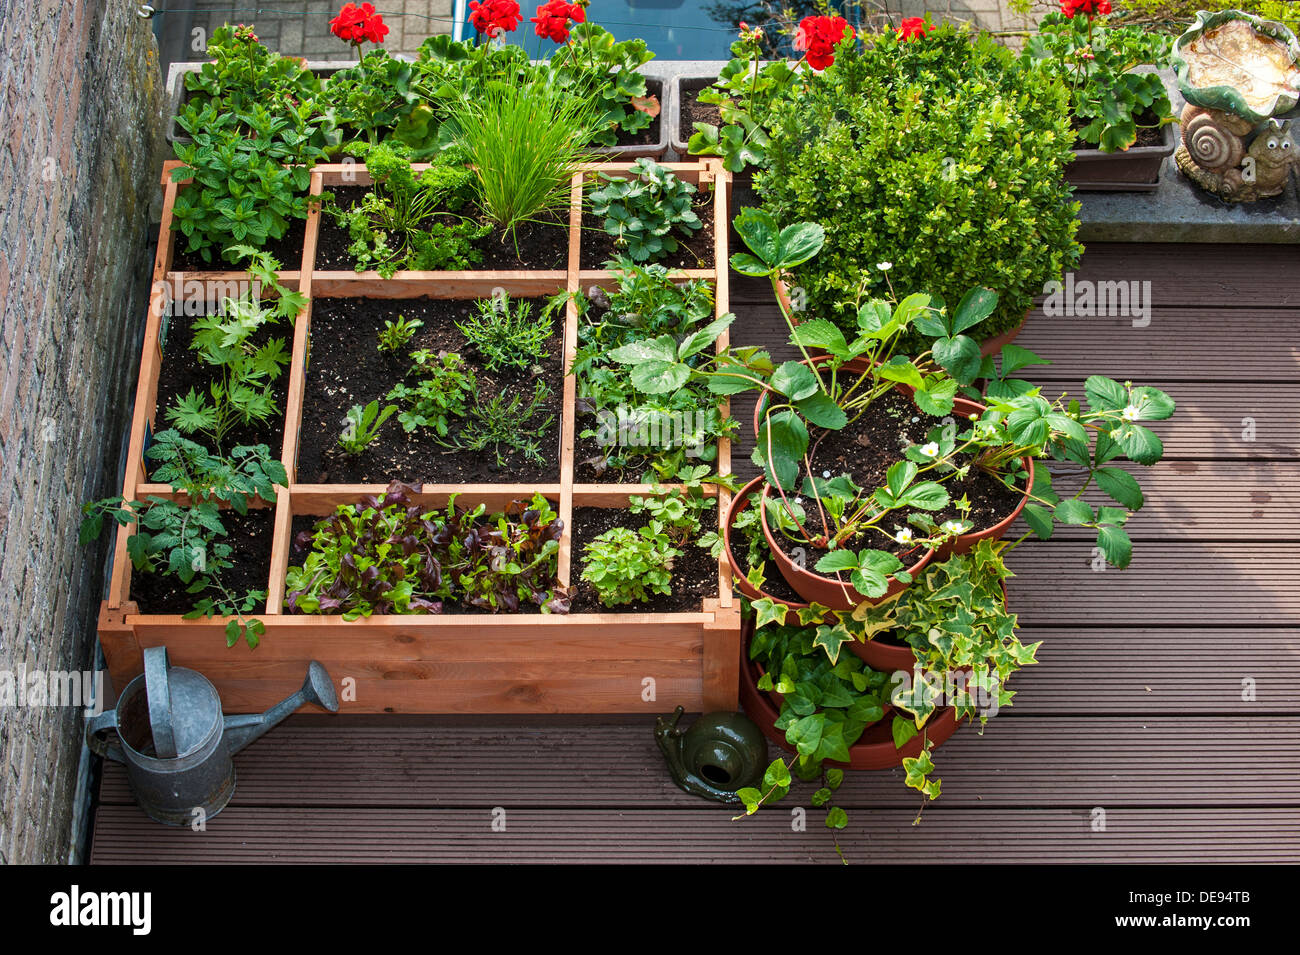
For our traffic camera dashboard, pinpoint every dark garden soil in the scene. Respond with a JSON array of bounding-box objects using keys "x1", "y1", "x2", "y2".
[
  {"x1": 170, "y1": 216, "x2": 308, "y2": 274},
  {"x1": 571, "y1": 425, "x2": 717, "y2": 484},
  {"x1": 579, "y1": 189, "x2": 716, "y2": 270},
  {"x1": 297, "y1": 296, "x2": 563, "y2": 485},
  {"x1": 680, "y1": 79, "x2": 722, "y2": 139},
  {"x1": 765, "y1": 387, "x2": 1024, "y2": 571},
  {"x1": 150, "y1": 309, "x2": 290, "y2": 461},
  {"x1": 286, "y1": 512, "x2": 553, "y2": 616},
  {"x1": 726, "y1": 510, "x2": 807, "y2": 605},
  {"x1": 610, "y1": 78, "x2": 664, "y2": 148},
  {"x1": 131, "y1": 506, "x2": 276, "y2": 615},
  {"x1": 570, "y1": 505, "x2": 717, "y2": 614},
  {"x1": 313, "y1": 186, "x2": 569, "y2": 272}
]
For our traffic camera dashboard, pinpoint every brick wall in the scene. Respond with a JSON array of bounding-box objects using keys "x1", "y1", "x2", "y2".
[{"x1": 0, "y1": 1, "x2": 165, "y2": 863}]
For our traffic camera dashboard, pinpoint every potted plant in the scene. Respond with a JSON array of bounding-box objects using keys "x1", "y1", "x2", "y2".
[
  {"x1": 1024, "y1": 1, "x2": 1179, "y2": 191},
  {"x1": 735, "y1": 536, "x2": 1036, "y2": 829},
  {"x1": 758, "y1": 23, "x2": 1082, "y2": 354}
]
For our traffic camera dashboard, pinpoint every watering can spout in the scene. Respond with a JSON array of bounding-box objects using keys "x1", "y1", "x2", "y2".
[{"x1": 224, "y1": 662, "x2": 340, "y2": 755}]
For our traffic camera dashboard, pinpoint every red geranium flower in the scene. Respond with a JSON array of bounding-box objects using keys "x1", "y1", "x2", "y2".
[
  {"x1": 532, "y1": 0, "x2": 585, "y2": 43},
  {"x1": 793, "y1": 15, "x2": 853, "y2": 71},
  {"x1": 469, "y1": 0, "x2": 523, "y2": 36},
  {"x1": 330, "y1": 3, "x2": 389, "y2": 45},
  {"x1": 1060, "y1": 0, "x2": 1111, "y2": 18},
  {"x1": 897, "y1": 17, "x2": 934, "y2": 40}
]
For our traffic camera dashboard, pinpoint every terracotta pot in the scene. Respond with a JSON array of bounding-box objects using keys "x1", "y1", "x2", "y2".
[
  {"x1": 758, "y1": 482, "x2": 934, "y2": 612},
  {"x1": 977, "y1": 312, "x2": 1028, "y2": 358},
  {"x1": 722, "y1": 476, "x2": 810, "y2": 609},
  {"x1": 845, "y1": 580, "x2": 1010, "y2": 671},
  {"x1": 740, "y1": 622, "x2": 961, "y2": 772},
  {"x1": 755, "y1": 376, "x2": 1032, "y2": 564},
  {"x1": 932, "y1": 397, "x2": 1034, "y2": 560},
  {"x1": 751, "y1": 355, "x2": 871, "y2": 439}
]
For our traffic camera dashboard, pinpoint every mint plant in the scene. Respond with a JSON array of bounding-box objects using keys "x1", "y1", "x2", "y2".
[
  {"x1": 171, "y1": 101, "x2": 332, "y2": 264},
  {"x1": 589, "y1": 158, "x2": 702, "y2": 263}
]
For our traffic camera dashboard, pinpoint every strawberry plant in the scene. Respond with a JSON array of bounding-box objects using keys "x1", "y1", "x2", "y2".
[{"x1": 589, "y1": 159, "x2": 702, "y2": 263}]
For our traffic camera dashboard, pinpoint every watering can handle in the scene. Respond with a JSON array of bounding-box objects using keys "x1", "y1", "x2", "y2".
[
  {"x1": 143, "y1": 646, "x2": 179, "y2": 760},
  {"x1": 85, "y1": 710, "x2": 125, "y2": 763}
]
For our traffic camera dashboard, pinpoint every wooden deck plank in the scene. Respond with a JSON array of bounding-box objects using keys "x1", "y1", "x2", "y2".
[
  {"x1": 1005, "y1": 541, "x2": 1300, "y2": 626},
  {"x1": 1001, "y1": 628, "x2": 1300, "y2": 714},
  {"x1": 728, "y1": 243, "x2": 1300, "y2": 311},
  {"x1": 96, "y1": 716, "x2": 1300, "y2": 811},
  {"x1": 1044, "y1": 462, "x2": 1300, "y2": 540},
  {"x1": 89, "y1": 805, "x2": 1299, "y2": 864}
]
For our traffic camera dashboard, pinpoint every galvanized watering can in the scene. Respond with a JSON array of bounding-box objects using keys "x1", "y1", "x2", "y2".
[{"x1": 86, "y1": 647, "x2": 339, "y2": 826}]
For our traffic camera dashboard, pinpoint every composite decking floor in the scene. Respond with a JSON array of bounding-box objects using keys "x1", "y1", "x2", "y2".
[{"x1": 89, "y1": 218, "x2": 1300, "y2": 863}]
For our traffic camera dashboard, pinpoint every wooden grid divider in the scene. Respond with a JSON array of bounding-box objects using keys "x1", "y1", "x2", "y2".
[{"x1": 100, "y1": 157, "x2": 742, "y2": 713}]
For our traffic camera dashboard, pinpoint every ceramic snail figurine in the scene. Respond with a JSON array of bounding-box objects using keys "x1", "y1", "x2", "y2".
[
  {"x1": 1176, "y1": 109, "x2": 1296, "y2": 201},
  {"x1": 1171, "y1": 9, "x2": 1300, "y2": 202},
  {"x1": 655, "y1": 706, "x2": 767, "y2": 803}
]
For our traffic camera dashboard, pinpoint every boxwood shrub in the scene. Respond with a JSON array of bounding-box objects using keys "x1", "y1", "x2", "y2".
[{"x1": 758, "y1": 26, "x2": 1083, "y2": 345}]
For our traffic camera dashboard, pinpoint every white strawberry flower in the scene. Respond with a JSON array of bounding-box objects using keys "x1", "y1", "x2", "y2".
[
  {"x1": 1121, "y1": 404, "x2": 1140, "y2": 421},
  {"x1": 920, "y1": 441, "x2": 940, "y2": 457},
  {"x1": 895, "y1": 527, "x2": 914, "y2": 544}
]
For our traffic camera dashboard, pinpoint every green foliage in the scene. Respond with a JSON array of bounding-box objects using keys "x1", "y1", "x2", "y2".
[
  {"x1": 454, "y1": 296, "x2": 553, "y2": 373},
  {"x1": 570, "y1": 261, "x2": 737, "y2": 481},
  {"x1": 386, "y1": 349, "x2": 478, "y2": 436},
  {"x1": 546, "y1": 22, "x2": 660, "y2": 146},
  {"x1": 989, "y1": 375, "x2": 1175, "y2": 567},
  {"x1": 1026, "y1": 11, "x2": 1176, "y2": 152},
  {"x1": 171, "y1": 104, "x2": 329, "y2": 264},
  {"x1": 285, "y1": 483, "x2": 570, "y2": 618},
  {"x1": 78, "y1": 431, "x2": 284, "y2": 648},
  {"x1": 183, "y1": 24, "x2": 325, "y2": 131},
  {"x1": 760, "y1": 26, "x2": 1082, "y2": 344},
  {"x1": 581, "y1": 522, "x2": 681, "y2": 606},
  {"x1": 456, "y1": 380, "x2": 556, "y2": 468},
  {"x1": 628, "y1": 465, "x2": 722, "y2": 554},
  {"x1": 450, "y1": 78, "x2": 597, "y2": 247},
  {"x1": 589, "y1": 159, "x2": 702, "y2": 263},
  {"x1": 165, "y1": 297, "x2": 290, "y2": 451},
  {"x1": 338, "y1": 400, "x2": 398, "y2": 456},
  {"x1": 377, "y1": 315, "x2": 424, "y2": 353},
  {"x1": 172, "y1": 29, "x2": 335, "y2": 264},
  {"x1": 319, "y1": 50, "x2": 441, "y2": 156},
  {"x1": 688, "y1": 32, "x2": 805, "y2": 173},
  {"x1": 332, "y1": 143, "x2": 487, "y2": 277},
  {"x1": 226, "y1": 246, "x2": 310, "y2": 323}
]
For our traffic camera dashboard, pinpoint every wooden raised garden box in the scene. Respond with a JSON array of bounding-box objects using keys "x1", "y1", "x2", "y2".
[{"x1": 97, "y1": 158, "x2": 742, "y2": 714}]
